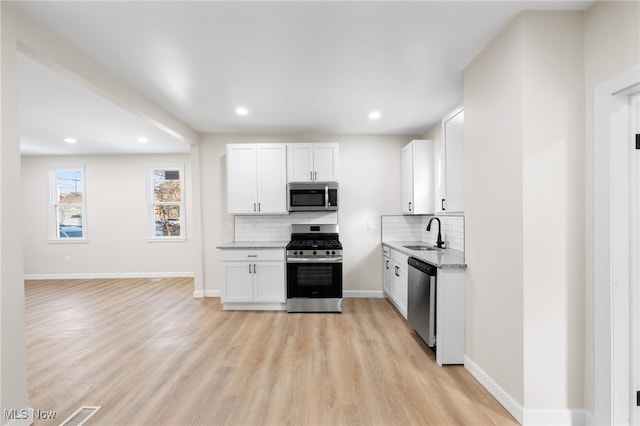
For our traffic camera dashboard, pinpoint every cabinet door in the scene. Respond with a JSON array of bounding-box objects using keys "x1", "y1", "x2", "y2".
[
  {"x1": 401, "y1": 143, "x2": 414, "y2": 214},
  {"x1": 227, "y1": 145, "x2": 258, "y2": 214},
  {"x1": 313, "y1": 143, "x2": 339, "y2": 182},
  {"x1": 287, "y1": 144, "x2": 314, "y2": 182},
  {"x1": 443, "y1": 109, "x2": 464, "y2": 212},
  {"x1": 396, "y1": 263, "x2": 408, "y2": 319},
  {"x1": 253, "y1": 262, "x2": 285, "y2": 303},
  {"x1": 383, "y1": 256, "x2": 393, "y2": 295},
  {"x1": 257, "y1": 144, "x2": 287, "y2": 213},
  {"x1": 222, "y1": 262, "x2": 254, "y2": 302}
]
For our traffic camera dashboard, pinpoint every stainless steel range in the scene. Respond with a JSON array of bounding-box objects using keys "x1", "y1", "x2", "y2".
[{"x1": 286, "y1": 224, "x2": 343, "y2": 313}]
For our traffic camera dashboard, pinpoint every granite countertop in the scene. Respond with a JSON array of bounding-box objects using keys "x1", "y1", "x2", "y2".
[
  {"x1": 382, "y1": 241, "x2": 466, "y2": 269},
  {"x1": 216, "y1": 241, "x2": 289, "y2": 249}
]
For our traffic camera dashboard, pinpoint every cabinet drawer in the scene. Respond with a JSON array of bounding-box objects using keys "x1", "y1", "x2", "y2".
[
  {"x1": 382, "y1": 245, "x2": 391, "y2": 257},
  {"x1": 221, "y1": 249, "x2": 285, "y2": 262},
  {"x1": 391, "y1": 249, "x2": 408, "y2": 266}
]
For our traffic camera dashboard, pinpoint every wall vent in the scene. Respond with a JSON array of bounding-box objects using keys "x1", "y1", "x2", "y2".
[{"x1": 58, "y1": 406, "x2": 101, "y2": 426}]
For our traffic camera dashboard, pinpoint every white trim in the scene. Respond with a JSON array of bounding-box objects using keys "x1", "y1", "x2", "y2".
[
  {"x1": 47, "y1": 238, "x2": 88, "y2": 244},
  {"x1": 594, "y1": 65, "x2": 640, "y2": 426},
  {"x1": 583, "y1": 410, "x2": 596, "y2": 426},
  {"x1": 464, "y1": 355, "x2": 523, "y2": 424},
  {"x1": 204, "y1": 289, "x2": 221, "y2": 297},
  {"x1": 523, "y1": 409, "x2": 586, "y2": 426},
  {"x1": 24, "y1": 272, "x2": 195, "y2": 280},
  {"x1": 343, "y1": 290, "x2": 385, "y2": 298},
  {"x1": 629, "y1": 92, "x2": 640, "y2": 426}
]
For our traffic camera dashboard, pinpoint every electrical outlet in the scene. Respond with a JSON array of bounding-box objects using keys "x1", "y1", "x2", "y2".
[{"x1": 367, "y1": 222, "x2": 373, "y2": 231}]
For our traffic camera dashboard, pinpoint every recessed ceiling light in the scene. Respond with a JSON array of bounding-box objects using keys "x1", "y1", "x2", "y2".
[
  {"x1": 235, "y1": 106, "x2": 249, "y2": 116},
  {"x1": 64, "y1": 137, "x2": 77, "y2": 144},
  {"x1": 137, "y1": 137, "x2": 148, "y2": 143},
  {"x1": 369, "y1": 111, "x2": 381, "y2": 120}
]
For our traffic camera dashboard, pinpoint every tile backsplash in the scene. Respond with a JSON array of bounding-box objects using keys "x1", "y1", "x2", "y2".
[
  {"x1": 381, "y1": 214, "x2": 465, "y2": 252},
  {"x1": 235, "y1": 212, "x2": 338, "y2": 241}
]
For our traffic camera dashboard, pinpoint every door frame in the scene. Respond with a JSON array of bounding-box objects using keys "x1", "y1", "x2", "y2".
[{"x1": 593, "y1": 64, "x2": 640, "y2": 425}]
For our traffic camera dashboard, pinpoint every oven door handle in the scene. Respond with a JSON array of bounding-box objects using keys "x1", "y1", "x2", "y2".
[{"x1": 287, "y1": 257, "x2": 343, "y2": 263}]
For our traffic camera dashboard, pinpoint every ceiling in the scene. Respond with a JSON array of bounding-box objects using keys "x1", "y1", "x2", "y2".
[{"x1": 14, "y1": 1, "x2": 593, "y2": 155}]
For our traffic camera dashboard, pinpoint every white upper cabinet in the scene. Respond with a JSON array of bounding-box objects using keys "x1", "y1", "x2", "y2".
[
  {"x1": 256, "y1": 145, "x2": 287, "y2": 213},
  {"x1": 287, "y1": 143, "x2": 339, "y2": 182},
  {"x1": 441, "y1": 107, "x2": 464, "y2": 213},
  {"x1": 401, "y1": 139, "x2": 435, "y2": 215},
  {"x1": 227, "y1": 144, "x2": 287, "y2": 214}
]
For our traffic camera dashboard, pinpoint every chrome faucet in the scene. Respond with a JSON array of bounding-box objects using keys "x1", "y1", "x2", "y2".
[{"x1": 427, "y1": 217, "x2": 445, "y2": 249}]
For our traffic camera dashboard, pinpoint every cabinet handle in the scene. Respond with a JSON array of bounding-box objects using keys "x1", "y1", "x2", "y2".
[
  {"x1": 253, "y1": 264, "x2": 257, "y2": 274},
  {"x1": 247, "y1": 255, "x2": 258, "y2": 258},
  {"x1": 258, "y1": 202, "x2": 261, "y2": 212},
  {"x1": 409, "y1": 202, "x2": 412, "y2": 212},
  {"x1": 310, "y1": 171, "x2": 313, "y2": 180},
  {"x1": 385, "y1": 260, "x2": 389, "y2": 269},
  {"x1": 314, "y1": 171, "x2": 317, "y2": 181},
  {"x1": 253, "y1": 203, "x2": 257, "y2": 212},
  {"x1": 249, "y1": 264, "x2": 252, "y2": 274},
  {"x1": 441, "y1": 198, "x2": 446, "y2": 211},
  {"x1": 395, "y1": 266, "x2": 399, "y2": 276}
]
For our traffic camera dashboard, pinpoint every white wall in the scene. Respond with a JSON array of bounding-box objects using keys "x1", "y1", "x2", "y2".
[
  {"x1": 583, "y1": 0, "x2": 640, "y2": 415},
  {"x1": 464, "y1": 10, "x2": 586, "y2": 421},
  {"x1": 21, "y1": 154, "x2": 200, "y2": 278},
  {"x1": 1, "y1": 3, "x2": 30, "y2": 421},
  {"x1": 521, "y1": 11, "x2": 585, "y2": 412},
  {"x1": 198, "y1": 134, "x2": 412, "y2": 296},
  {"x1": 464, "y1": 13, "x2": 526, "y2": 408}
]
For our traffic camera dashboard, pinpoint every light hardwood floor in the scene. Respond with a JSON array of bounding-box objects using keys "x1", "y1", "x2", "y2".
[{"x1": 25, "y1": 278, "x2": 517, "y2": 426}]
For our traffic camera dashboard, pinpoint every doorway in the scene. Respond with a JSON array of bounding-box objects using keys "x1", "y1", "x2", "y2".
[
  {"x1": 594, "y1": 65, "x2": 640, "y2": 426},
  {"x1": 631, "y1": 91, "x2": 639, "y2": 425}
]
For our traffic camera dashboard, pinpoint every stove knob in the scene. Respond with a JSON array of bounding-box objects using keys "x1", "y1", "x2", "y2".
[
  {"x1": 313, "y1": 251, "x2": 317, "y2": 255},
  {"x1": 326, "y1": 250, "x2": 330, "y2": 255},
  {"x1": 293, "y1": 251, "x2": 298, "y2": 256},
  {"x1": 332, "y1": 251, "x2": 336, "y2": 255},
  {"x1": 299, "y1": 251, "x2": 303, "y2": 256}
]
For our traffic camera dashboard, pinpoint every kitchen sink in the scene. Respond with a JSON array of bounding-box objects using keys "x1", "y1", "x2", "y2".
[{"x1": 403, "y1": 245, "x2": 440, "y2": 251}]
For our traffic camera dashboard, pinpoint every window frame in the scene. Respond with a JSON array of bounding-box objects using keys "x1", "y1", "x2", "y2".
[
  {"x1": 148, "y1": 165, "x2": 185, "y2": 242},
  {"x1": 48, "y1": 167, "x2": 88, "y2": 243}
]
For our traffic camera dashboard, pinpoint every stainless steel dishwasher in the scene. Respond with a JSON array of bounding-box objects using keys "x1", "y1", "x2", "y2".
[{"x1": 407, "y1": 257, "x2": 437, "y2": 347}]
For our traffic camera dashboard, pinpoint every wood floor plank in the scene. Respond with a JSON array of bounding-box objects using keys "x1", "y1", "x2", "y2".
[{"x1": 24, "y1": 278, "x2": 517, "y2": 426}]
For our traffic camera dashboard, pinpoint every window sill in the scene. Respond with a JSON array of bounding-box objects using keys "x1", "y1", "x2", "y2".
[
  {"x1": 48, "y1": 238, "x2": 89, "y2": 244},
  {"x1": 147, "y1": 237, "x2": 186, "y2": 243}
]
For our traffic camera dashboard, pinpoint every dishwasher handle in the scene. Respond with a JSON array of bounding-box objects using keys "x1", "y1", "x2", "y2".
[{"x1": 408, "y1": 257, "x2": 437, "y2": 276}]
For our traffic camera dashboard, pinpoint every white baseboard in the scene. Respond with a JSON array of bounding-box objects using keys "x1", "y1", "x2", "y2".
[
  {"x1": 523, "y1": 408, "x2": 586, "y2": 425},
  {"x1": 204, "y1": 289, "x2": 221, "y2": 297},
  {"x1": 583, "y1": 410, "x2": 596, "y2": 426},
  {"x1": 465, "y1": 355, "x2": 523, "y2": 424},
  {"x1": 24, "y1": 272, "x2": 195, "y2": 280},
  {"x1": 465, "y1": 355, "x2": 587, "y2": 426},
  {"x1": 343, "y1": 290, "x2": 384, "y2": 298}
]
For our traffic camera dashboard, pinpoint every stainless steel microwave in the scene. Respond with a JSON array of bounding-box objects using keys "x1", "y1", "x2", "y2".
[{"x1": 287, "y1": 182, "x2": 338, "y2": 212}]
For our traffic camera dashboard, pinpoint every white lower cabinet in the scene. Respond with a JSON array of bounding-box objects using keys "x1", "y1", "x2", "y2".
[
  {"x1": 382, "y1": 246, "x2": 408, "y2": 319},
  {"x1": 382, "y1": 244, "x2": 465, "y2": 365},
  {"x1": 435, "y1": 267, "x2": 465, "y2": 365},
  {"x1": 221, "y1": 249, "x2": 286, "y2": 310}
]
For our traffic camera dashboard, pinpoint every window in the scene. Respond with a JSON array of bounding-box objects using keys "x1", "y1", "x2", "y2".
[
  {"x1": 150, "y1": 166, "x2": 184, "y2": 240},
  {"x1": 49, "y1": 168, "x2": 86, "y2": 241}
]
